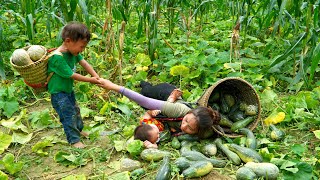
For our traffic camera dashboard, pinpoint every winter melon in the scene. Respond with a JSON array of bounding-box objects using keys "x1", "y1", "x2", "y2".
[
  {"x1": 11, "y1": 49, "x2": 33, "y2": 66},
  {"x1": 27, "y1": 45, "x2": 46, "y2": 61}
]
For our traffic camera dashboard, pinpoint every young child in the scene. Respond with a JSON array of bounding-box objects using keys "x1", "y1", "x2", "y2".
[
  {"x1": 134, "y1": 87, "x2": 182, "y2": 149},
  {"x1": 48, "y1": 21, "x2": 100, "y2": 148}
]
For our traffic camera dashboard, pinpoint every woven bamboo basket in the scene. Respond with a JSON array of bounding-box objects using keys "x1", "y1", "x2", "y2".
[
  {"x1": 10, "y1": 45, "x2": 48, "y2": 93},
  {"x1": 197, "y1": 77, "x2": 261, "y2": 138}
]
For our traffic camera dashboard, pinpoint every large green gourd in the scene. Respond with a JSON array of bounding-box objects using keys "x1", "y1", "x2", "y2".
[
  {"x1": 155, "y1": 156, "x2": 171, "y2": 180},
  {"x1": 214, "y1": 138, "x2": 241, "y2": 165},
  {"x1": 239, "y1": 128, "x2": 257, "y2": 149},
  {"x1": 140, "y1": 149, "x2": 171, "y2": 161},
  {"x1": 181, "y1": 150, "x2": 227, "y2": 168},
  {"x1": 182, "y1": 161, "x2": 213, "y2": 178},
  {"x1": 11, "y1": 49, "x2": 33, "y2": 66},
  {"x1": 270, "y1": 124, "x2": 286, "y2": 141},
  {"x1": 236, "y1": 166, "x2": 257, "y2": 180},
  {"x1": 228, "y1": 144, "x2": 263, "y2": 163},
  {"x1": 27, "y1": 45, "x2": 46, "y2": 61},
  {"x1": 244, "y1": 162, "x2": 280, "y2": 180}
]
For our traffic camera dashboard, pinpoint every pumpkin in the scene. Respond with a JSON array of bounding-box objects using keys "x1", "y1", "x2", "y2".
[
  {"x1": 11, "y1": 49, "x2": 33, "y2": 66},
  {"x1": 27, "y1": 45, "x2": 46, "y2": 61}
]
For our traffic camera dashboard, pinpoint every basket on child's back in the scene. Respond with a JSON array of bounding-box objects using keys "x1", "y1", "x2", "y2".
[
  {"x1": 10, "y1": 45, "x2": 52, "y2": 93},
  {"x1": 197, "y1": 77, "x2": 261, "y2": 138}
]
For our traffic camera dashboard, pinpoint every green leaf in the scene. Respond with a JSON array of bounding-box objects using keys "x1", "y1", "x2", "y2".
[
  {"x1": 0, "y1": 55, "x2": 5, "y2": 80},
  {"x1": 117, "y1": 103, "x2": 132, "y2": 116},
  {"x1": 313, "y1": 130, "x2": 320, "y2": 139},
  {"x1": 260, "y1": 88, "x2": 278, "y2": 112},
  {"x1": 32, "y1": 140, "x2": 54, "y2": 156},
  {"x1": 309, "y1": 43, "x2": 320, "y2": 82},
  {"x1": 2, "y1": 100, "x2": 19, "y2": 118},
  {"x1": 126, "y1": 140, "x2": 144, "y2": 157},
  {"x1": 108, "y1": 171, "x2": 130, "y2": 180},
  {"x1": 280, "y1": 160, "x2": 297, "y2": 170},
  {"x1": 268, "y1": 32, "x2": 306, "y2": 69},
  {"x1": 29, "y1": 109, "x2": 53, "y2": 130},
  {"x1": 0, "y1": 170, "x2": 8, "y2": 180},
  {"x1": 63, "y1": 154, "x2": 77, "y2": 162},
  {"x1": 0, "y1": 109, "x2": 29, "y2": 133},
  {"x1": 114, "y1": 140, "x2": 125, "y2": 152},
  {"x1": 0, "y1": 132, "x2": 12, "y2": 154},
  {"x1": 123, "y1": 125, "x2": 136, "y2": 137},
  {"x1": 1, "y1": 153, "x2": 23, "y2": 175},
  {"x1": 61, "y1": 174, "x2": 86, "y2": 180},
  {"x1": 291, "y1": 144, "x2": 306, "y2": 157},
  {"x1": 283, "y1": 162, "x2": 313, "y2": 180},
  {"x1": 296, "y1": 91, "x2": 319, "y2": 109},
  {"x1": 170, "y1": 65, "x2": 190, "y2": 76},
  {"x1": 12, "y1": 132, "x2": 33, "y2": 144},
  {"x1": 259, "y1": 147, "x2": 274, "y2": 162},
  {"x1": 54, "y1": 151, "x2": 73, "y2": 166},
  {"x1": 135, "y1": 53, "x2": 152, "y2": 66},
  {"x1": 80, "y1": 107, "x2": 94, "y2": 118}
]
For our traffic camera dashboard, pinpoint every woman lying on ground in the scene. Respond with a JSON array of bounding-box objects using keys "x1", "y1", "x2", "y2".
[{"x1": 97, "y1": 79, "x2": 221, "y2": 147}]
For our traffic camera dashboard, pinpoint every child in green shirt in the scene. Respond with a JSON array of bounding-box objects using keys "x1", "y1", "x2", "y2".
[{"x1": 48, "y1": 21, "x2": 100, "y2": 148}]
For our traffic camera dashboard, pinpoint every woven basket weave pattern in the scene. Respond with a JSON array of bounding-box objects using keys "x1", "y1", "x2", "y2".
[
  {"x1": 10, "y1": 46, "x2": 48, "y2": 93},
  {"x1": 197, "y1": 77, "x2": 261, "y2": 138}
]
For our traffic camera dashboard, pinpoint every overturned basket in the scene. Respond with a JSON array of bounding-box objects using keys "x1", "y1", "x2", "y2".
[
  {"x1": 10, "y1": 46, "x2": 49, "y2": 93},
  {"x1": 197, "y1": 77, "x2": 261, "y2": 138}
]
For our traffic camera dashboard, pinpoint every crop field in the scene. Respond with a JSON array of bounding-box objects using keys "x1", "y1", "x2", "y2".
[{"x1": 0, "y1": 0, "x2": 319, "y2": 179}]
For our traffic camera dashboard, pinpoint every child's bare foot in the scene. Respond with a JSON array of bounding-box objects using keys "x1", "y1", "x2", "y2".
[
  {"x1": 72, "y1": 142, "x2": 86, "y2": 148},
  {"x1": 80, "y1": 131, "x2": 89, "y2": 138},
  {"x1": 167, "y1": 89, "x2": 182, "y2": 103}
]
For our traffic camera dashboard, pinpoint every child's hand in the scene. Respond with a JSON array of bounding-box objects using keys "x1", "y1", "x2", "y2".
[
  {"x1": 90, "y1": 77, "x2": 100, "y2": 84},
  {"x1": 143, "y1": 140, "x2": 158, "y2": 149},
  {"x1": 147, "y1": 110, "x2": 161, "y2": 117}
]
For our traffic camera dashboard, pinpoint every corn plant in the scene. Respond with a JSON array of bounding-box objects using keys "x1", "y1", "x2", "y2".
[
  {"x1": 148, "y1": 0, "x2": 158, "y2": 61},
  {"x1": 161, "y1": 0, "x2": 179, "y2": 36},
  {"x1": 0, "y1": 24, "x2": 5, "y2": 79}
]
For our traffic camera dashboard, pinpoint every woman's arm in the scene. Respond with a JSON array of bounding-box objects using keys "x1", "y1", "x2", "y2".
[{"x1": 98, "y1": 78, "x2": 165, "y2": 110}]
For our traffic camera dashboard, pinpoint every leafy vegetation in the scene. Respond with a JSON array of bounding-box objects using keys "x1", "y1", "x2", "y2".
[{"x1": 0, "y1": 0, "x2": 320, "y2": 179}]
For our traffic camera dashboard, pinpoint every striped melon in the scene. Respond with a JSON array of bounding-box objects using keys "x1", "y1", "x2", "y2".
[
  {"x1": 11, "y1": 49, "x2": 33, "y2": 66},
  {"x1": 27, "y1": 45, "x2": 46, "y2": 61}
]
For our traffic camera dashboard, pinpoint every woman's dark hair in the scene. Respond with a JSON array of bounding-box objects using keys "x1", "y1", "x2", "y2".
[
  {"x1": 61, "y1": 21, "x2": 91, "y2": 42},
  {"x1": 189, "y1": 106, "x2": 221, "y2": 139},
  {"x1": 134, "y1": 124, "x2": 153, "y2": 141}
]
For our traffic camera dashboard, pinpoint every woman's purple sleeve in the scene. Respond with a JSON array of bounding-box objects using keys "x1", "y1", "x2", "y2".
[{"x1": 120, "y1": 87, "x2": 165, "y2": 110}]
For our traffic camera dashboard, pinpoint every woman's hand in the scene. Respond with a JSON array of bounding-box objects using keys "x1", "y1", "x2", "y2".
[{"x1": 97, "y1": 78, "x2": 121, "y2": 92}]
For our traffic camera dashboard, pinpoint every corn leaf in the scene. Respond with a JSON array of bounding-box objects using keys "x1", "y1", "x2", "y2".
[
  {"x1": 309, "y1": 43, "x2": 320, "y2": 83},
  {"x1": 268, "y1": 32, "x2": 306, "y2": 69}
]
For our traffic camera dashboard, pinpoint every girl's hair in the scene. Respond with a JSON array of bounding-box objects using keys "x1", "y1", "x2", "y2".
[
  {"x1": 189, "y1": 106, "x2": 221, "y2": 139},
  {"x1": 134, "y1": 124, "x2": 153, "y2": 141},
  {"x1": 61, "y1": 21, "x2": 91, "y2": 42}
]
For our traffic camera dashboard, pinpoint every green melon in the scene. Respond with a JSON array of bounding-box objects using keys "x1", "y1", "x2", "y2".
[
  {"x1": 27, "y1": 45, "x2": 46, "y2": 61},
  {"x1": 11, "y1": 49, "x2": 33, "y2": 66}
]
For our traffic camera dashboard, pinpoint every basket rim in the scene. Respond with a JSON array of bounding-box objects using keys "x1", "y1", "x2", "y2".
[{"x1": 198, "y1": 77, "x2": 261, "y2": 138}]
